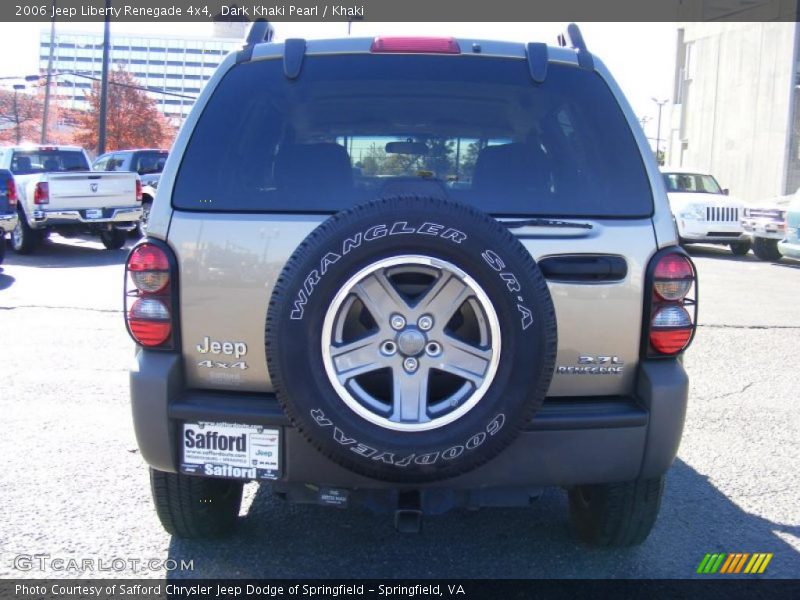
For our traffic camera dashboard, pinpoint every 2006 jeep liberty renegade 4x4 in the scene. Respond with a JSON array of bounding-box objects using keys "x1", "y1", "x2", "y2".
[{"x1": 126, "y1": 23, "x2": 697, "y2": 546}]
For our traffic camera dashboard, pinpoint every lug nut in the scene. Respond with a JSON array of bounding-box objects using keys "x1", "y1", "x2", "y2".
[
  {"x1": 403, "y1": 357, "x2": 418, "y2": 373},
  {"x1": 418, "y1": 315, "x2": 434, "y2": 331},
  {"x1": 390, "y1": 314, "x2": 406, "y2": 330},
  {"x1": 425, "y1": 342, "x2": 441, "y2": 356},
  {"x1": 381, "y1": 341, "x2": 397, "y2": 356}
]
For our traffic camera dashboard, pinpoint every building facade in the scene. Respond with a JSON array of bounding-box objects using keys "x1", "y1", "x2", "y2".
[
  {"x1": 666, "y1": 22, "x2": 800, "y2": 202},
  {"x1": 39, "y1": 25, "x2": 247, "y2": 121}
]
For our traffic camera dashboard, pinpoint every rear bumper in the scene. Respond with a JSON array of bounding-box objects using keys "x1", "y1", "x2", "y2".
[
  {"x1": 30, "y1": 206, "x2": 142, "y2": 228},
  {"x1": 0, "y1": 211, "x2": 17, "y2": 234},
  {"x1": 130, "y1": 351, "x2": 688, "y2": 489}
]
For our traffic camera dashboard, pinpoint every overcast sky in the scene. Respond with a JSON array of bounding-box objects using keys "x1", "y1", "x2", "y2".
[{"x1": 0, "y1": 21, "x2": 677, "y2": 144}]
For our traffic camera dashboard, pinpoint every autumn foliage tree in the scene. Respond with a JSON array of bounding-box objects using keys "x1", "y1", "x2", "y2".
[
  {"x1": 73, "y1": 65, "x2": 175, "y2": 153},
  {"x1": 0, "y1": 88, "x2": 39, "y2": 143},
  {"x1": 0, "y1": 84, "x2": 77, "y2": 145}
]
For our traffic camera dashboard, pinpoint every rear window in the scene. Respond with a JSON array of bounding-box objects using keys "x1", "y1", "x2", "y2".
[
  {"x1": 174, "y1": 54, "x2": 652, "y2": 217},
  {"x1": 133, "y1": 151, "x2": 168, "y2": 175},
  {"x1": 11, "y1": 150, "x2": 89, "y2": 175}
]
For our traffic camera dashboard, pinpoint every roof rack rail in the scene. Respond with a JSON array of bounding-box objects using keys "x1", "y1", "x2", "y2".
[
  {"x1": 557, "y1": 23, "x2": 594, "y2": 72},
  {"x1": 237, "y1": 19, "x2": 275, "y2": 63}
]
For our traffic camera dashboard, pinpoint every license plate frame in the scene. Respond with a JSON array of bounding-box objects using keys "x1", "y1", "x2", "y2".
[
  {"x1": 180, "y1": 421, "x2": 281, "y2": 480},
  {"x1": 85, "y1": 209, "x2": 103, "y2": 219}
]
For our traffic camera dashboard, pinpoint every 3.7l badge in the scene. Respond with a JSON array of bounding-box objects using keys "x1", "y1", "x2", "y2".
[{"x1": 557, "y1": 355, "x2": 624, "y2": 375}]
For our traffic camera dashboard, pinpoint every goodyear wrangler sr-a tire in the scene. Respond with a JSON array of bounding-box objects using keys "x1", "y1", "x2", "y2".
[{"x1": 266, "y1": 196, "x2": 557, "y2": 482}]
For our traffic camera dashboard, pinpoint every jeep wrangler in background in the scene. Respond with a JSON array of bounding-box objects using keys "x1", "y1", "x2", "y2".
[
  {"x1": 0, "y1": 144, "x2": 142, "y2": 253},
  {"x1": 126, "y1": 23, "x2": 697, "y2": 546},
  {"x1": 661, "y1": 168, "x2": 750, "y2": 256}
]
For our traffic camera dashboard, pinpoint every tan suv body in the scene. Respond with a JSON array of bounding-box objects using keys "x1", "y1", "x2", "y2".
[{"x1": 126, "y1": 25, "x2": 696, "y2": 545}]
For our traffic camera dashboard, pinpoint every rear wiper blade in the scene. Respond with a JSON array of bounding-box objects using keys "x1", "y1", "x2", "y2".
[{"x1": 502, "y1": 218, "x2": 593, "y2": 230}]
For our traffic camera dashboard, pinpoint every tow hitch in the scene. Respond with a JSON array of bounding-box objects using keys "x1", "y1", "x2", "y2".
[{"x1": 394, "y1": 490, "x2": 423, "y2": 533}]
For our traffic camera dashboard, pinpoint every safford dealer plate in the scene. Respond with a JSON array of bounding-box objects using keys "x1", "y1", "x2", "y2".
[{"x1": 180, "y1": 422, "x2": 280, "y2": 480}]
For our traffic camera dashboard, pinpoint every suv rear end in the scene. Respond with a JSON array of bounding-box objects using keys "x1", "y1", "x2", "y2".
[
  {"x1": 127, "y1": 25, "x2": 696, "y2": 546},
  {"x1": 0, "y1": 169, "x2": 19, "y2": 264}
]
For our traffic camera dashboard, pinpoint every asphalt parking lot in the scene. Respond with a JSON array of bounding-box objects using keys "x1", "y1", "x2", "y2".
[{"x1": 0, "y1": 235, "x2": 798, "y2": 579}]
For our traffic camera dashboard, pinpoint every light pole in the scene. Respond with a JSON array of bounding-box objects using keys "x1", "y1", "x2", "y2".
[
  {"x1": 41, "y1": 0, "x2": 57, "y2": 144},
  {"x1": 12, "y1": 84, "x2": 27, "y2": 143},
  {"x1": 97, "y1": 0, "x2": 112, "y2": 155},
  {"x1": 347, "y1": 16, "x2": 363, "y2": 35},
  {"x1": 651, "y1": 97, "x2": 668, "y2": 161}
]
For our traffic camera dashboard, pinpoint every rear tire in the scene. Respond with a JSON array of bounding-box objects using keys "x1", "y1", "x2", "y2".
[
  {"x1": 150, "y1": 469, "x2": 243, "y2": 539},
  {"x1": 729, "y1": 240, "x2": 751, "y2": 256},
  {"x1": 0, "y1": 234, "x2": 5, "y2": 265},
  {"x1": 11, "y1": 209, "x2": 38, "y2": 254},
  {"x1": 752, "y1": 237, "x2": 781, "y2": 261},
  {"x1": 568, "y1": 477, "x2": 664, "y2": 547},
  {"x1": 100, "y1": 229, "x2": 126, "y2": 250}
]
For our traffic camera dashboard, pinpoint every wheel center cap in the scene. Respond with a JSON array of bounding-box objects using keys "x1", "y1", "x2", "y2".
[{"x1": 397, "y1": 329, "x2": 426, "y2": 356}]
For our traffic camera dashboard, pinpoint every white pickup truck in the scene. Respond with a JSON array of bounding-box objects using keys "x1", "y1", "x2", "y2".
[{"x1": 0, "y1": 145, "x2": 142, "y2": 254}]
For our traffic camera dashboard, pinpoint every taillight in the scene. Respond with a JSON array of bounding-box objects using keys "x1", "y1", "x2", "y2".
[
  {"x1": 653, "y1": 254, "x2": 693, "y2": 301},
  {"x1": 6, "y1": 177, "x2": 17, "y2": 207},
  {"x1": 135, "y1": 179, "x2": 143, "y2": 202},
  {"x1": 128, "y1": 244, "x2": 169, "y2": 293},
  {"x1": 125, "y1": 242, "x2": 177, "y2": 349},
  {"x1": 128, "y1": 298, "x2": 172, "y2": 346},
  {"x1": 33, "y1": 182, "x2": 49, "y2": 205},
  {"x1": 650, "y1": 306, "x2": 694, "y2": 354},
  {"x1": 644, "y1": 249, "x2": 697, "y2": 357},
  {"x1": 370, "y1": 37, "x2": 461, "y2": 54}
]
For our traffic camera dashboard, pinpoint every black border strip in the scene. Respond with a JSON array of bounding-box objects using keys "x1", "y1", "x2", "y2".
[
  {"x1": 5, "y1": 0, "x2": 799, "y2": 22},
  {"x1": 2, "y1": 578, "x2": 799, "y2": 599}
]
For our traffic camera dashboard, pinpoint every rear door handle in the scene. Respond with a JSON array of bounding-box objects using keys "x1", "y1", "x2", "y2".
[{"x1": 538, "y1": 255, "x2": 627, "y2": 282}]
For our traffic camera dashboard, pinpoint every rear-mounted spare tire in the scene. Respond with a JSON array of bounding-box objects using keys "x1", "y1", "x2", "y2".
[{"x1": 266, "y1": 196, "x2": 557, "y2": 482}]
